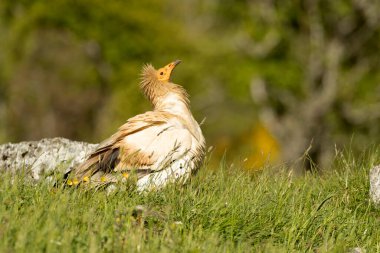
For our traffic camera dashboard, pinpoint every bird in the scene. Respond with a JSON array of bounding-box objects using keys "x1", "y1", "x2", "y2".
[{"x1": 67, "y1": 60, "x2": 205, "y2": 191}]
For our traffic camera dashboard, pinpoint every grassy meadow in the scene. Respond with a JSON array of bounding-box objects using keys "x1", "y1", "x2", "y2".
[{"x1": 0, "y1": 149, "x2": 379, "y2": 252}]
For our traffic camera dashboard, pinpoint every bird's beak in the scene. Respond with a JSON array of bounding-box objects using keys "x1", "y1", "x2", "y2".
[
  {"x1": 166, "y1": 60, "x2": 181, "y2": 80},
  {"x1": 167, "y1": 60, "x2": 181, "y2": 70},
  {"x1": 173, "y1": 60, "x2": 182, "y2": 67}
]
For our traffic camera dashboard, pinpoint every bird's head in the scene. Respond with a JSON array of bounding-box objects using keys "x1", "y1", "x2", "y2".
[
  {"x1": 156, "y1": 60, "x2": 181, "y2": 82},
  {"x1": 141, "y1": 60, "x2": 181, "y2": 85},
  {"x1": 140, "y1": 60, "x2": 188, "y2": 107}
]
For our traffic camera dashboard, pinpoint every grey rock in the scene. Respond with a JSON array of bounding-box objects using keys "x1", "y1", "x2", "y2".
[
  {"x1": 0, "y1": 137, "x2": 97, "y2": 180},
  {"x1": 370, "y1": 165, "x2": 380, "y2": 206}
]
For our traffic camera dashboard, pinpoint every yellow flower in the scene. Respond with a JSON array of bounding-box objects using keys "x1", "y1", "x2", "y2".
[
  {"x1": 101, "y1": 176, "x2": 107, "y2": 182},
  {"x1": 122, "y1": 172, "x2": 129, "y2": 179},
  {"x1": 73, "y1": 178, "x2": 79, "y2": 185},
  {"x1": 83, "y1": 176, "x2": 89, "y2": 183},
  {"x1": 67, "y1": 179, "x2": 73, "y2": 186}
]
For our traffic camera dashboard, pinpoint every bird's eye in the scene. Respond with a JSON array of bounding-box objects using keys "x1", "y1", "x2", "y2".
[{"x1": 160, "y1": 72, "x2": 164, "y2": 75}]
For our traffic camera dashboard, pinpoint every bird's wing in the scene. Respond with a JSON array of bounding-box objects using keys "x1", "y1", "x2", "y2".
[
  {"x1": 72, "y1": 111, "x2": 192, "y2": 183},
  {"x1": 116, "y1": 117, "x2": 193, "y2": 172}
]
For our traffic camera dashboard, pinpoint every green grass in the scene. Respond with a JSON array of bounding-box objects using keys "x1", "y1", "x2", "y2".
[{"x1": 0, "y1": 149, "x2": 380, "y2": 252}]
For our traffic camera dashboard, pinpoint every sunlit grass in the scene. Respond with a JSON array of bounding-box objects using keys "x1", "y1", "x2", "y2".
[{"x1": 0, "y1": 149, "x2": 379, "y2": 252}]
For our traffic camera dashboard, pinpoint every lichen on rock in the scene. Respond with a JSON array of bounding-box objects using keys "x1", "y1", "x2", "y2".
[
  {"x1": 0, "y1": 138, "x2": 96, "y2": 180},
  {"x1": 370, "y1": 165, "x2": 380, "y2": 206}
]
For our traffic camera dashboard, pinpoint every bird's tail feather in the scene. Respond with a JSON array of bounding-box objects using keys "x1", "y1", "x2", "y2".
[{"x1": 73, "y1": 156, "x2": 100, "y2": 180}]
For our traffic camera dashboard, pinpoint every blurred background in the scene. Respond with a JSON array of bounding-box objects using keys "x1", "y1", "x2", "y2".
[{"x1": 0, "y1": 0, "x2": 379, "y2": 170}]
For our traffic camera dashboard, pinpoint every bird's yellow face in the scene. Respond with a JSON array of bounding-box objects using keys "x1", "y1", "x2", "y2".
[{"x1": 156, "y1": 60, "x2": 181, "y2": 82}]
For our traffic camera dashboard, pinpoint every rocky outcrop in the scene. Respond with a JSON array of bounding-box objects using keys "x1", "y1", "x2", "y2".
[
  {"x1": 370, "y1": 165, "x2": 380, "y2": 206},
  {"x1": 0, "y1": 138, "x2": 96, "y2": 180}
]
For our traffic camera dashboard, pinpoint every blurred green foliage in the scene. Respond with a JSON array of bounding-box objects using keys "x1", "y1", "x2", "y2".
[{"x1": 0, "y1": 0, "x2": 379, "y2": 167}]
